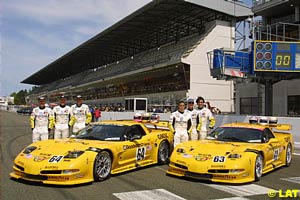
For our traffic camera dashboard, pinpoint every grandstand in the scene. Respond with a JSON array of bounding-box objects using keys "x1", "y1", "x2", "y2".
[{"x1": 22, "y1": 0, "x2": 252, "y2": 112}]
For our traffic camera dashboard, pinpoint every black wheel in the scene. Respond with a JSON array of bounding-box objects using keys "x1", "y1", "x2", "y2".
[
  {"x1": 285, "y1": 143, "x2": 292, "y2": 167},
  {"x1": 157, "y1": 141, "x2": 170, "y2": 164},
  {"x1": 93, "y1": 151, "x2": 112, "y2": 181},
  {"x1": 254, "y1": 153, "x2": 263, "y2": 181}
]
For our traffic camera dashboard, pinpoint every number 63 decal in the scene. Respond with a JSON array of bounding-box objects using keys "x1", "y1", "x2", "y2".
[{"x1": 213, "y1": 156, "x2": 226, "y2": 162}]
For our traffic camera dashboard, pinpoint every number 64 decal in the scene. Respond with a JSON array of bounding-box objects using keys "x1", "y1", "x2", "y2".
[
  {"x1": 48, "y1": 155, "x2": 64, "y2": 163},
  {"x1": 213, "y1": 156, "x2": 226, "y2": 162},
  {"x1": 136, "y1": 147, "x2": 146, "y2": 161}
]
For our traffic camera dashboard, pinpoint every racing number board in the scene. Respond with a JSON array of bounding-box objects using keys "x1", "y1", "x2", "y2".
[{"x1": 254, "y1": 40, "x2": 300, "y2": 72}]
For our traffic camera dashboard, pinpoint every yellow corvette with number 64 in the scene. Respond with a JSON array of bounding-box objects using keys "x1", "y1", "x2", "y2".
[
  {"x1": 10, "y1": 120, "x2": 173, "y2": 185},
  {"x1": 167, "y1": 122, "x2": 294, "y2": 183}
]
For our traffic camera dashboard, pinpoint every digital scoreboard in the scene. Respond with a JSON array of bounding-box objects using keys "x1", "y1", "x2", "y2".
[{"x1": 254, "y1": 40, "x2": 300, "y2": 72}]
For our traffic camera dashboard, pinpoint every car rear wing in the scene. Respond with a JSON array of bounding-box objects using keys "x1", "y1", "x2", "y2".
[
  {"x1": 267, "y1": 124, "x2": 292, "y2": 131},
  {"x1": 144, "y1": 121, "x2": 170, "y2": 130}
]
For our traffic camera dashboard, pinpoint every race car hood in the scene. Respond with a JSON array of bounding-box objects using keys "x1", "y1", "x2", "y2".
[
  {"x1": 14, "y1": 138, "x2": 119, "y2": 175},
  {"x1": 29, "y1": 138, "x2": 118, "y2": 153}
]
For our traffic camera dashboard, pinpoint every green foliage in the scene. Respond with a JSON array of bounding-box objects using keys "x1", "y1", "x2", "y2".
[{"x1": 10, "y1": 89, "x2": 28, "y2": 105}]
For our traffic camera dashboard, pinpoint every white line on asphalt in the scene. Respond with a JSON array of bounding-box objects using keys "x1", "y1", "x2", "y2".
[
  {"x1": 113, "y1": 189, "x2": 186, "y2": 200},
  {"x1": 206, "y1": 184, "x2": 275, "y2": 197},
  {"x1": 293, "y1": 153, "x2": 300, "y2": 156},
  {"x1": 281, "y1": 177, "x2": 300, "y2": 184}
]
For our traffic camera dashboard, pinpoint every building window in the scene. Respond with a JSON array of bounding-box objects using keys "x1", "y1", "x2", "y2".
[
  {"x1": 288, "y1": 95, "x2": 300, "y2": 116},
  {"x1": 240, "y1": 97, "x2": 261, "y2": 115}
]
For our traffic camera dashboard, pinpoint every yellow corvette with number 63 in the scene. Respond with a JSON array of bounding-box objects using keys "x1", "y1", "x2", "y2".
[
  {"x1": 167, "y1": 122, "x2": 294, "y2": 183},
  {"x1": 10, "y1": 120, "x2": 173, "y2": 185}
]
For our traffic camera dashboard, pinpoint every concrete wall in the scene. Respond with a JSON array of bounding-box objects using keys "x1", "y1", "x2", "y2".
[
  {"x1": 273, "y1": 79, "x2": 300, "y2": 116},
  {"x1": 183, "y1": 20, "x2": 235, "y2": 113},
  {"x1": 235, "y1": 82, "x2": 265, "y2": 115},
  {"x1": 100, "y1": 112, "x2": 300, "y2": 149},
  {"x1": 236, "y1": 79, "x2": 300, "y2": 116}
]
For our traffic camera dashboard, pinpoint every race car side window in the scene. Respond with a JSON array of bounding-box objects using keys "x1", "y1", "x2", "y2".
[
  {"x1": 135, "y1": 125, "x2": 146, "y2": 137},
  {"x1": 262, "y1": 128, "x2": 275, "y2": 143},
  {"x1": 125, "y1": 125, "x2": 146, "y2": 140}
]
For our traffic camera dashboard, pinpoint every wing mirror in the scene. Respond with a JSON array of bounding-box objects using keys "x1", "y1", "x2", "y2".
[
  {"x1": 268, "y1": 138, "x2": 278, "y2": 143},
  {"x1": 130, "y1": 135, "x2": 141, "y2": 141}
]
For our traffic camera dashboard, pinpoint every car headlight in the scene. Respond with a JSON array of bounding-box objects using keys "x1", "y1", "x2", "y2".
[
  {"x1": 23, "y1": 146, "x2": 37, "y2": 154},
  {"x1": 64, "y1": 150, "x2": 84, "y2": 158},
  {"x1": 228, "y1": 154, "x2": 242, "y2": 159},
  {"x1": 177, "y1": 148, "x2": 186, "y2": 153}
]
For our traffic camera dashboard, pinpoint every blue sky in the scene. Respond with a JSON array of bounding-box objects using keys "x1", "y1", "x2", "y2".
[{"x1": 1, "y1": 0, "x2": 252, "y2": 96}]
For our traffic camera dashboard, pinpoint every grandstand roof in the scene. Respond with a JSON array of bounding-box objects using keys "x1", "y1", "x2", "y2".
[{"x1": 22, "y1": 0, "x2": 252, "y2": 85}]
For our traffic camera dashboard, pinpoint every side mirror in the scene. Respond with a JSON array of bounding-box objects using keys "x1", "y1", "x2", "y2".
[
  {"x1": 130, "y1": 135, "x2": 141, "y2": 141},
  {"x1": 268, "y1": 138, "x2": 278, "y2": 143}
]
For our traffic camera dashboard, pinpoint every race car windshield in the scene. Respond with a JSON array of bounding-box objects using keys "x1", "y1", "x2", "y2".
[
  {"x1": 76, "y1": 124, "x2": 128, "y2": 141},
  {"x1": 208, "y1": 127, "x2": 263, "y2": 143}
]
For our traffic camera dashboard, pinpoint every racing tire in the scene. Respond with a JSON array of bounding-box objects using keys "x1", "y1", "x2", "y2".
[
  {"x1": 93, "y1": 151, "x2": 112, "y2": 181},
  {"x1": 285, "y1": 143, "x2": 292, "y2": 167},
  {"x1": 254, "y1": 153, "x2": 263, "y2": 181},
  {"x1": 157, "y1": 140, "x2": 170, "y2": 164}
]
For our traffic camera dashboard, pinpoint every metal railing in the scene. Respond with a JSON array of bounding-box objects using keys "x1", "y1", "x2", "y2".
[{"x1": 254, "y1": 22, "x2": 300, "y2": 41}]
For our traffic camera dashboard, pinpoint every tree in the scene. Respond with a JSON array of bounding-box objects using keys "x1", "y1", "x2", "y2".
[{"x1": 10, "y1": 90, "x2": 28, "y2": 105}]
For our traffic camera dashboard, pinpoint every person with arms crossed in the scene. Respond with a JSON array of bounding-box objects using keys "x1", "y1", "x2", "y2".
[
  {"x1": 69, "y1": 95, "x2": 92, "y2": 134},
  {"x1": 196, "y1": 96, "x2": 215, "y2": 140},
  {"x1": 53, "y1": 95, "x2": 71, "y2": 139},
  {"x1": 169, "y1": 101, "x2": 192, "y2": 147}
]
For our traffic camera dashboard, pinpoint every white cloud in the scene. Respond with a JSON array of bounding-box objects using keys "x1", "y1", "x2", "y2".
[
  {"x1": 4, "y1": 0, "x2": 150, "y2": 26},
  {"x1": 1, "y1": 0, "x2": 151, "y2": 96}
]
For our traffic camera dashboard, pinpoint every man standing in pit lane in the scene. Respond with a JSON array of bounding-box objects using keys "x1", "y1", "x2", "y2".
[
  {"x1": 53, "y1": 95, "x2": 71, "y2": 139},
  {"x1": 169, "y1": 100, "x2": 192, "y2": 147},
  {"x1": 30, "y1": 96, "x2": 54, "y2": 142},
  {"x1": 196, "y1": 96, "x2": 215, "y2": 140},
  {"x1": 69, "y1": 95, "x2": 92, "y2": 135},
  {"x1": 186, "y1": 98, "x2": 198, "y2": 140}
]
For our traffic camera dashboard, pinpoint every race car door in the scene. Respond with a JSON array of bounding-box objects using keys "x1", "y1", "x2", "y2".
[
  {"x1": 262, "y1": 128, "x2": 281, "y2": 170},
  {"x1": 118, "y1": 125, "x2": 152, "y2": 168}
]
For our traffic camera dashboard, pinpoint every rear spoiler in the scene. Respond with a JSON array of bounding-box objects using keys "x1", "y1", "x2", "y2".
[
  {"x1": 267, "y1": 124, "x2": 292, "y2": 131},
  {"x1": 144, "y1": 121, "x2": 170, "y2": 130}
]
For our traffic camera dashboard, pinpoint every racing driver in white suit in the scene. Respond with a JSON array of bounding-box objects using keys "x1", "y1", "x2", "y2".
[
  {"x1": 69, "y1": 95, "x2": 92, "y2": 134},
  {"x1": 186, "y1": 98, "x2": 198, "y2": 140},
  {"x1": 30, "y1": 96, "x2": 54, "y2": 142},
  {"x1": 169, "y1": 101, "x2": 192, "y2": 147},
  {"x1": 196, "y1": 96, "x2": 215, "y2": 140},
  {"x1": 53, "y1": 95, "x2": 71, "y2": 139}
]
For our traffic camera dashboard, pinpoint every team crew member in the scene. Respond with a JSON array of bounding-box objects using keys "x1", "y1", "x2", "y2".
[
  {"x1": 30, "y1": 96, "x2": 54, "y2": 142},
  {"x1": 196, "y1": 96, "x2": 215, "y2": 140},
  {"x1": 186, "y1": 98, "x2": 198, "y2": 140},
  {"x1": 169, "y1": 101, "x2": 192, "y2": 147},
  {"x1": 69, "y1": 95, "x2": 92, "y2": 134},
  {"x1": 53, "y1": 95, "x2": 71, "y2": 139}
]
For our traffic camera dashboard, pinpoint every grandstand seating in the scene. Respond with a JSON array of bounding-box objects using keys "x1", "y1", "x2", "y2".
[{"x1": 32, "y1": 33, "x2": 203, "y2": 96}]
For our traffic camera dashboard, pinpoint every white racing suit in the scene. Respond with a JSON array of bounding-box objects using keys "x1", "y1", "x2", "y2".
[
  {"x1": 196, "y1": 107, "x2": 215, "y2": 140},
  {"x1": 30, "y1": 107, "x2": 54, "y2": 142},
  {"x1": 187, "y1": 108, "x2": 198, "y2": 140},
  {"x1": 53, "y1": 105, "x2": 71, "y2": 139},
  {"x1": 169, "y1": 110, "x2": 192, "y2": 147},
  {"x1": 69, "y1": 104, "x2": 92, "y2": 134}
]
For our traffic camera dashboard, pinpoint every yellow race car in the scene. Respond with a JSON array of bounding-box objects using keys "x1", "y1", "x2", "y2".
[
  {"x1": 10, "y1": 120, "x2": 173, "y2": 185},
  {"x1": 167, "y1": 122, "x2": 294, "y2": 183}
]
